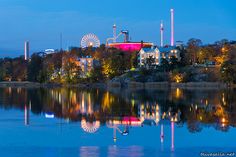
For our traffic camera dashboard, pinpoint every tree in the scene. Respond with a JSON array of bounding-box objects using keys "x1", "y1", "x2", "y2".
[
  {"x1": 145, "y1": 56, "x2": 155, "y2": 69},
  {"x1": 197, "y1": 46, "x2": 215, "y2": 64},
  {"x1": 130, "y1": 51, "x2": 138, "y2": 69},
  {"x1": 160, "y1": 58, "x2": 170, "y2": 72},
  {"x1": 87, "y1": 65, "x2": 104, "y2": 82},
  {"x1": 170, "y1": 56, "x2": 180, "y2": 70},
  {"x1": 62, "y1": 52, "x2": 81, "y2": 84},
  {"x1": 12, "y1": 57, "x2": 27, "y2": 81},
  {"x1": 187, "y1": 38, "x2": 202, "y2": 64},
  {"x1": 220, "y1": 61, "x2": 236, "y2": 84},
  {"x1": 28, "y1": 53, "x2": 43, "y2": 82},
  {"x1": 102, "y1": 51, "x2": 127, "y2": 79}
]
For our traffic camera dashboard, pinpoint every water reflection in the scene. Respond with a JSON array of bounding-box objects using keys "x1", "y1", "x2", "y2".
[{"x1": 0, "y1": 87, "x2": 235, "y2": 134}]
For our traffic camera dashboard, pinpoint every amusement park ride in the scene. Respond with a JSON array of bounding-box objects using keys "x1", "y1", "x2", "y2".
[
  {"x1": 80, "y1": 8, "x2": 175, "y2": 52},
  {"x1": 80, "y1": 33, "x2": 101, "y2": 48},
  {"x1": 106, "y1": 24, "x2": 153, "y2": 52}
]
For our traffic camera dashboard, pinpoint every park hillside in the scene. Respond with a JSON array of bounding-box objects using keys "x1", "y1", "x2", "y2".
[{"x1": 0, "y1": 38, "x2": 236, "y2": 85}]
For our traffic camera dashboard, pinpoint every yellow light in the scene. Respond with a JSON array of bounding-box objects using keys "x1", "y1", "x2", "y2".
[
  {"x1": 176, "y1": 88, "x2": 181, "y2": 98},
  {"x1": 200, "y1": 116, "x2": 203, "y2": 121},
  {"x1": 222, "y1": 117, "x2": 226, "y2": 123}
]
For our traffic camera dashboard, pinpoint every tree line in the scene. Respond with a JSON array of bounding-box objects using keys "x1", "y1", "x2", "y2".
[{"x1": 0, "y1": 38, "x2": 236, "y2": 84}]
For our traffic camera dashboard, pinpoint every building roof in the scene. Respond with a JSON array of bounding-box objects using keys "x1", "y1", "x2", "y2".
[
  {"x1": 158, "y1": 46, "x2": 177, "y2": 52},
  {"x1": 140, "y1": 46, "x2": 179, "y2": 53},
  {"x1": 141, "y1": 47, "x2": 158, "y2": 53}
]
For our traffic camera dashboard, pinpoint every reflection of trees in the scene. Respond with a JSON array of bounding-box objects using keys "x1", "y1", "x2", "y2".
[{"x1": 0, "y1": 87, "x2": 236, "y2": 133}]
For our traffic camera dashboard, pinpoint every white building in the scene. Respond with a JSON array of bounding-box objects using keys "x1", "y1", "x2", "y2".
[
  {"x1": 139, "y1": 46, "x2": 180, "y2": 67},
  {"x1": 78, "y1": 56, "x2": 94, "y2": 73}
]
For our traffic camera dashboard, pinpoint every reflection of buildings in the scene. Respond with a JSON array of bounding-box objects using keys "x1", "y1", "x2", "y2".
[
  {"x1": 171, "y1": 121, "x2": 175, "y2": 151},
  {"x1": 139, "y1": 104, "x2": 160, "y2": 125},
  {"x1": 24, "y1": 104, "x2": 30, "y2": 126}
]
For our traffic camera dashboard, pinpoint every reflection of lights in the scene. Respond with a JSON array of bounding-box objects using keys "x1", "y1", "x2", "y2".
[
  {"x1": 24, "y1": 105, "x2": 29, "y2": 126},
  {"x1": 113, "y1": 128, "x2": 117, "y2": 143},
  {"x1": 221, "y1": 117, "x2": 228, "y2": 128},
  {"x1": 81, "y1": 119, "x2": 100, "y2": 133},
  {"x1": 175, "y1": 88, "x2": 181, "y2": 98},
  {"x1": 222, "y1": 93, "x2": 226, "y2": 106},
  {"x1": 45, "y1": 113, "x2": 55, "y2": 119},
  {"x1": 139, "y1": 104, "x2": 160, "y2": 125},
  {"x1": 171, "y1": 121, "x2": 174, "y2": 152},
  {"x1": 160, "y1": 124, "x2": 164, "y2": 143},
  {"x1": 174, "y1": 117, "x2": 178, "y2": 122},
  {"x1": 199, "y1": 116, "x2": 203, "y2": 121}
]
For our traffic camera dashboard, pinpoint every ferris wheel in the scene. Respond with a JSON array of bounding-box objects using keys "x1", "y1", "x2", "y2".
[
  {"x1": 81, "y1": 119, "x2": 100, "y2": 133},
  {"x1": 81, "y1": 33, "x2": 101, "y2": 48}
]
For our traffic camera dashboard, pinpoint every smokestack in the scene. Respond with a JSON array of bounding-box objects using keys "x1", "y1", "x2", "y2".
[
  {"x1": 113, "y1": 24, "x2": 117, "y2": 43},
  {"x1": 170, "y1": 9, "x2": 174, "y2": 46},
  {"x1": 160, "y1": 21, "x2": 164, "y2": 47},
  {"x1": 24, "y1": 41, "x2": 29, "y2": 60}
]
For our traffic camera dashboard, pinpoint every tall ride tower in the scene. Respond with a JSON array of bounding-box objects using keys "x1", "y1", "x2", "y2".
[
  {"x1": 24, "y1": 41, "x2": 29, "y2": 60},
  {"x1": 113, "y1": 24, "x2": 117, "y2": 43},
  {"x1": 160, "y1": 21, "x2": 164, "y2": 47},
  {"x1": 170, "y1": 9, "x2": 175, "y2": 46}
]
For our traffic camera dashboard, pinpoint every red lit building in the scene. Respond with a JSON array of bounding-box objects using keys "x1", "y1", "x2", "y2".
[{"x1": 108, "y1": 42, "x2": 153, "y2": 52}]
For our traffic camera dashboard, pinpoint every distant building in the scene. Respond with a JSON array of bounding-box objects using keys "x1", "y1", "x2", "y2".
[
  {"x1": 45, "y1": 49, "x2": 55, "y2": 54},
  {"x1": 24, "y1": 41, "x2": 30, "y2": 60},
  {"x1": 139, "y1": 46, "x2": 180, "y2": 67}
]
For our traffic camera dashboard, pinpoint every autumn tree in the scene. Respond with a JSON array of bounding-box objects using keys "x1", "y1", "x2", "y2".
[{"x1": 187, "y1": 38, "x2": 202, "y2": 64}]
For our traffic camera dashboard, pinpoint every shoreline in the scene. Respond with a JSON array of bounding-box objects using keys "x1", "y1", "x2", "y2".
[
  {"x1": 107, "y1": 81, "x2": 232, "y2": 89},
  {"x1": 0, "y1": 81, "x2": 235, "y2": 89}
]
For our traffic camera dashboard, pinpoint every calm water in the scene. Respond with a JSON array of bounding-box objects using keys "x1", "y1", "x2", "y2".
[{"x1": 0, "y1": 87, "x2": 236, "y2": 157}]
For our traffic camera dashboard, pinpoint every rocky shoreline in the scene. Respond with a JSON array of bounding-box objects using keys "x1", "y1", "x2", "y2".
[
  {"x1": 107, "y1": 81, "x2": 231, "y2": 89},
  {"x1": 0, "y1": 81, "x2": 234, "y2": 89}
]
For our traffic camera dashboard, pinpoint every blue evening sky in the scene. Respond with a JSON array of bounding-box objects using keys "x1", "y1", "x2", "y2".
[{"x1": 0, "y1": 0, "x2": 235, "y2": 57}]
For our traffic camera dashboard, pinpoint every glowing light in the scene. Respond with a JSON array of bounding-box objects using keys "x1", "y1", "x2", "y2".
[
  {"x1": 45, "y1": 113, "x2": 55, "y2": 119},
  {"x1": 222, "y1": 117, "x2": 226, "y2": 123}
]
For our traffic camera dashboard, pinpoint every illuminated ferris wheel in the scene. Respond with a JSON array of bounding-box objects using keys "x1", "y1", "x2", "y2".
[{"x1": 81, "y1": 33, "x2": 100, "y2": 48}]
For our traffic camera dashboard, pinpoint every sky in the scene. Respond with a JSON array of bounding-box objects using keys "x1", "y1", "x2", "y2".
[{"x1": 0, "y1": 0, "x2": 235, "y2": 57}]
